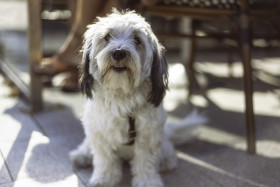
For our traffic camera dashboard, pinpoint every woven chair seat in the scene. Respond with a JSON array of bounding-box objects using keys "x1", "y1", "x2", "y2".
[{"x1": 161, "y1": 0, "x2": 276, "y2": 10}]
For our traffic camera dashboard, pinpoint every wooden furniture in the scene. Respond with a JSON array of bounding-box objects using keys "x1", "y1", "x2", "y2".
[
  {"x1": 28, "y1": 0, "x2": 44, "y2": 111},
  {"x1": 0, "y1": 0, "x2": 43, "y2": 111},
  {"x1": 0, "y1": 0, "x2": 72, "y2": 111},
  {"x1": 136, "y1": 0, "x2": 280, "y2": 154}
]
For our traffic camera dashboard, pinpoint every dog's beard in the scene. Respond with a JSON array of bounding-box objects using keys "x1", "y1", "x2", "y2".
[{"x1": 95, "y1": 50, "x2": 141, "y2": 93}]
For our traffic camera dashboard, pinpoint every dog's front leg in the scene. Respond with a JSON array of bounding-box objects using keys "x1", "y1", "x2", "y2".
[
  {"x1": 131, "y1": 143, "x2": 163, "y2": 187},
  {"x1": 69, "y1": 137, "x2": 92, "y2": 167},
  {"x1": 89, "y1": 147, "x2": 122, "y2": 187}
]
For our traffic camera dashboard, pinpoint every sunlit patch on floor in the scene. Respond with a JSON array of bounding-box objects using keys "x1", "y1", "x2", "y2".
[{"x1": 206, "y1": 88, "x2": 280, "y2": 117}]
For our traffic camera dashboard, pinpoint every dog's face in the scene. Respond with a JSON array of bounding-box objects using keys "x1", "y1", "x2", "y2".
[{"x1": 80, "y1": 10, "x2": 168, "y2": 107}]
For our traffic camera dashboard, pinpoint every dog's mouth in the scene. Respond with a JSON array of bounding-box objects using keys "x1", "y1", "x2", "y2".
[{"x1": 112, "y1": 65, "x2": 127, "y2": 73}]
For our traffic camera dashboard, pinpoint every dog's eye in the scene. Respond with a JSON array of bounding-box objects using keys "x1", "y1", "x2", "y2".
[
  {"x1": 104, "y1": 34, "x2": 111, "y2": 41},
  {"x1": 134, "y1": 36, "x2": 141, "y2": 45}
]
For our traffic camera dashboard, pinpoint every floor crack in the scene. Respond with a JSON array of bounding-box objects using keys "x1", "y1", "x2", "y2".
[{"x1": 0, "y1": 149, "x2": 14, "y2": 182}]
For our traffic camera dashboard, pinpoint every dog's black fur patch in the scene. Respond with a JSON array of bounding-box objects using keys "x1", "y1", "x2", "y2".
[
  {"x1": 80, "y1": 43, "x2": 94, "y2": 99},
  {"x1": 148, "y1": 50, "x2": 169, "y2": 107}
]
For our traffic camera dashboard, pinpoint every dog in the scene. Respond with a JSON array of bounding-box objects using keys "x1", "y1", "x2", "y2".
[{"x1": 70, "y1": 9, "x2": 205, "y2": 187}]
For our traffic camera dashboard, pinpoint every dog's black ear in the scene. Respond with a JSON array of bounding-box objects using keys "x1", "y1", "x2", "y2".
[
  {"x1": 148, "y1": 48, "x2": 169, "y2": 107},
  {"x1": 80, "y1": 43, "x2": 94, "y2": 99}
]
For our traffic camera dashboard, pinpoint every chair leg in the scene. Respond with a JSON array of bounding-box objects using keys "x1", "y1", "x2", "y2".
[
  {"x1": 239, "y1": 10, "x2": 256, "y2": 154},
  {"x1": 186, "y1": 20, "x2": 196, "y2": 98},
  {"x1": 227, "y1": 20, "x2": 237, "y2": 77},
  {"x1": 227, "y1": 45, "x2": 234, "y2": 77}
]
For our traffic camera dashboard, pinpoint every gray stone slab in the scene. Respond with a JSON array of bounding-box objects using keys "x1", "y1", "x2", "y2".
[
  {"x1": 175, "y1": 151, "x2": 265, "y2": 187},
  {"x1": 0, "y1": 151, "x2": 12, "y2": 185},
  {"x1": 0, "y1": 134, "x2": 81, "y2": 183},
  {"x1": 0, "y1": 177, "x2": 86, "y2": 187},
  {"x1": 42, "y1": 87, "x2": 85, "y2": 118},
  {"x1": 178, "y1": 140, "x2": 280, "y2": 187},
  {"x1": 161, "y1": 160, "x2": 219, "y2": 187},
  {"x1": 0, "y1": 182, "x2": 13, "y2": 187},
  {"x1": 33, "y1": 106, "x2": 84, "y2": 142},
  {"x1": 0, "y1": 98, "x2": 42, "y2": 145}
]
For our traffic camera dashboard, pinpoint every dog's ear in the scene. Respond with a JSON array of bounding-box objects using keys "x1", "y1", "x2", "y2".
[
  {"x1": 80, "y1": 42, "x2": 94, "y2": 99},
  {"x1": 148, "y1": 47, "x2": 169, "y2": 107}
]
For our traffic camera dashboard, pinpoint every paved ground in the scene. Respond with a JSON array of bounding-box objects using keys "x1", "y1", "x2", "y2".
[{"x1": 1, "y1": 45, "x2": 280, "y2": 187}]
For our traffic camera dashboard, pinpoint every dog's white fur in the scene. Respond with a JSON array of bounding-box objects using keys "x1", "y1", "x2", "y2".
[{"x1": 70, "y1": 10, "x2": 205, "y2": 187}]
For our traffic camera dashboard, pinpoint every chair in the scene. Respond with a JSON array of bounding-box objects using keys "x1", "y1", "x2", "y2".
[{"x1": 135, "y1": 0, "x2": 280, "y2": 154}]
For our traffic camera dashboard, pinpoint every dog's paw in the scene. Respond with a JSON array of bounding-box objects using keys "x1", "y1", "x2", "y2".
[
  {"x1": 159, "y1": 154, "x2": 177, "y2": 172},
  {"x1": 89, "y1": 173, "x2": 121, "y2": 187},
  {"x1": 88, "y1": 177, "x2": 108, "y2": 187},
  {"x1": 69, "y1": 149, "x2": 92, "y2": 167},
  {"x1": 132, "y1": 175, "x2": 163, "y2": 187}
]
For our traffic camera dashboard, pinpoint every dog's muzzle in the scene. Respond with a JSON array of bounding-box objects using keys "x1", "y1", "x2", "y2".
[{"x1": 111, "y1": 49, "x2": 129, "y2": 73}]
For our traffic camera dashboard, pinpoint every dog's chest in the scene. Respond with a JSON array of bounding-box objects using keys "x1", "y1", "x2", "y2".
[
  {"x1": 104, "y1": 115, "x2": 134, "y2": 146},
  {"x1": 83, "y1": 100, "x2": 136, "y2": 146},
  {"x1": 102, "y1": 115, "x2": 135, "y2": 159}
]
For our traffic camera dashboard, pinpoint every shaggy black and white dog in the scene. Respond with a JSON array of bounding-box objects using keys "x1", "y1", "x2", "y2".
[{"x1": 70, "y1": 9, "x2": 205, "y2": 187}]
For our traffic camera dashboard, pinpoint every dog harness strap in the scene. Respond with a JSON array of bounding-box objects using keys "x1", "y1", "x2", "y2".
[{"x1": 125, "y1": 116, "x2": 136, "y2": 146}]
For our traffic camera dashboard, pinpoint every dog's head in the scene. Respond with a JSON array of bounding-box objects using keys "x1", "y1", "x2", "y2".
[{"x1": 80, "y1": 9, "x2": 168, "y2": 107}]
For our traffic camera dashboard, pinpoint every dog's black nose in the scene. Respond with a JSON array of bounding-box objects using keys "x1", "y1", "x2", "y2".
[{"x1": 112, "y1": 49, "x2": 127, "y2": 61}]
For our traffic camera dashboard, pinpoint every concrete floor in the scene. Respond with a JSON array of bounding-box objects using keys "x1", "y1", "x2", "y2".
[{"x1": 1, "y1": 46, "x2": 280, "y2": 187}]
